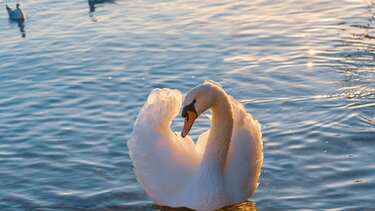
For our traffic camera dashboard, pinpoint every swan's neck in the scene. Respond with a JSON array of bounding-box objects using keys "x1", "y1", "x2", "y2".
[{"x1": 200, "y1": 91, "x2": 233, "y2": 174}]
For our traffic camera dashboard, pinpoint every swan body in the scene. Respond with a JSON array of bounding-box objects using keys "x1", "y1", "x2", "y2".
[
  {"x1": 6, "y1": 3, "x2": 26, "y2": 20},
  {"x1": 128, "y1": 80, "x2": 263, "y2": 210}
]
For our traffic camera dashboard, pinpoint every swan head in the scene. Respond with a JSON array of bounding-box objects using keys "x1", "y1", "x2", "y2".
[
  {"x1": 16, "y1": 3, "x2": 21, "y2": 8},
  {"x1": 181, "y1": 81, "x2": 221, "y2": 137}
]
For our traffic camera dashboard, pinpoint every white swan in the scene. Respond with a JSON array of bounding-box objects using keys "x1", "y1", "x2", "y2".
[
  {"x1": 6, "y1": 3, "x2": 26, "y2": 20},
  {"x1": 127, "y1": 80, "x2": 263, "y2": 210}
]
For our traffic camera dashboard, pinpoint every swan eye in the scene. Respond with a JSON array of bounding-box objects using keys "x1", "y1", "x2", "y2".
[{"x1": 182, "y1": 99, "x2": 197, "y2": 118}]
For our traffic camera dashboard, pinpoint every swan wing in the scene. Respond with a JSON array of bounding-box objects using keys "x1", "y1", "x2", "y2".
[
  {"x1": 6, "y1": 5, "x2": 13, "y2": 11},
  {"x1": 192, "y1": 96, "x2": 263, "y2": 202},
  {"x1": 195, "y1": 128, "x2": 210, "y2": 154},
  {"x1": 7, "y1": 9, "x2": 17, "y2": 19},
  {"x1": 127, "y1": 88, "x2": 199, "y2": 205},
  {"x1": 224, "y1": 97, "x2": 263, "y2": 202}
]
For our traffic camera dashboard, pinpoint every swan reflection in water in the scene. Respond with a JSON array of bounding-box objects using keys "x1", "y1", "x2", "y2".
[
  {"x1": 153, "y1": 201, "x2": 257, "y2": 211},
  {"x1": 88, "y1": 0, "x2": 116, "y2": 22},
  {"x1": 17, "y1": 20, "x2": 26, "y2": 37},
  {"x1": 9, "y1": 19, "x2": 26, "y2": 38}
]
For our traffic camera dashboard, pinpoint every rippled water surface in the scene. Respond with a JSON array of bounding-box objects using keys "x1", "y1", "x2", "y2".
[{"x1": 0, "y1": 0, "x2": 374, "y2": 210}]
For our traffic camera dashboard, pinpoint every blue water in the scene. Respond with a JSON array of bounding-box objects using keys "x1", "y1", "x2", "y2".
[{"x1": 0, "y1": 0, "x2": 374, "y2": 210}]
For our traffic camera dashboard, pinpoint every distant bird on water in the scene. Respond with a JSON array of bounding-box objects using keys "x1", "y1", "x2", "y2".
[{"x1": 6, "y1": 3, "x2": 26, "y2": 20}]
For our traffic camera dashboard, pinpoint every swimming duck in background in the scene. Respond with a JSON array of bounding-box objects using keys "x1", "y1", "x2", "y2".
[
  {"x1": 128, "y1": 80, "x2": 263, "y2": 210},
  {"x1": 6, "y1": 3, "x2": 26, "y2": 20}
]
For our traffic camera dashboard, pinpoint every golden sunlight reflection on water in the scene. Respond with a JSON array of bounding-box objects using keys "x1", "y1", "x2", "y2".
[{"x1": 152, "y1": 201, "x2": 257, "y2": 211}]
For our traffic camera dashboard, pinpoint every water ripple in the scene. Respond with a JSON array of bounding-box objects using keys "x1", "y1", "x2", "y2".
[{"x1": 0, "y1": 0, "x2": 374, "y2": 210}]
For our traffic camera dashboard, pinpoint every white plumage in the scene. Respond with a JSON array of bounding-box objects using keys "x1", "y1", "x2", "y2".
[{"x1": 128, "y1": 80, "x2": 263, "y2": 210}]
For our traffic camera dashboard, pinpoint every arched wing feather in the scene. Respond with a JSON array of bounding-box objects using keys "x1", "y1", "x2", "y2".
[
  {"x1": 224, "y1": 97, "x2": 263, "y2": 202},
  {"x1": 127, "y1": 89, "x2": 199, "y2": 205}
]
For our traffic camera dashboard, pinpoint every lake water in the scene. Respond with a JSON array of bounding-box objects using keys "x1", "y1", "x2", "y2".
[{"x1": 0, "y1": 0, "x2": 374, "y2": 210}]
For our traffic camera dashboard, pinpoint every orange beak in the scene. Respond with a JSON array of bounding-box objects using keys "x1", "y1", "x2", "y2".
[{"x1": 181, "y1": 111, "x2": 197, "y2": 138}]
